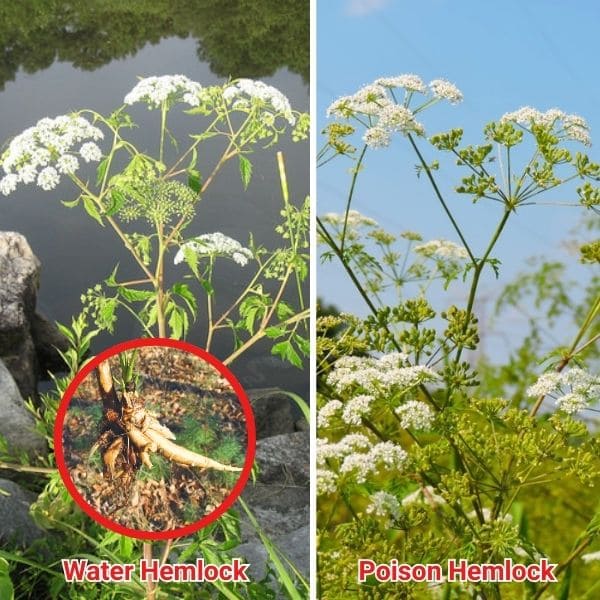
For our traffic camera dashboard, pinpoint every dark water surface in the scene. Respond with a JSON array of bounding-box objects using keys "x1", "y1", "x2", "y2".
[{"x1": 0, "y1": 3, "x2": 309, "y2": 396}]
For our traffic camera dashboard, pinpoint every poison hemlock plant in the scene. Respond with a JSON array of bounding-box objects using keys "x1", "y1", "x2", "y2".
[{"x1": 317, "y1": 74, "x2": 600, "y2": 598}]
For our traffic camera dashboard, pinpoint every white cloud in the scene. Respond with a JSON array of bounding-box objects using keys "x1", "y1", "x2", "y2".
[{"x1": 346, "y1": 0, "x2": 391, "y2": 17}]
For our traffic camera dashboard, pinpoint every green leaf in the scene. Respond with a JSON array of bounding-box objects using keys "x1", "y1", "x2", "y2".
[
  {"x1": 96, "y1": 157, "x2": 110, "y2": 186},
  {"x1": 105, "y1": 189, "x2": 125, "y2": 216},
  {"x1": 276, "y1": 301, "x2": 295, "y2": 320},
  {"x1": 118, "y1": 287, "x2": 155, "y2": 302},
  {"x1": 61, "y1": 197, "x2": 80, "y2": 208},
  {"x1": 278, "y1": 390, "x2": 309, "y2": 422},
  {"x1": 239, "y1": 155, "x2": 253, "y2": 190},
  {"x1": 558, "y1": 563, "x2": 572, "y2": 600},
  {"x1": 168, "y1": 306, "x2": 186, "y2": 340},
  {"x1": 119, "y1": 535, "x2": 133, "y2": 560},
  {"x1": 171, "y1": 283, "x2": 198, "y2": 316},
  {"x1": 264, "y1": 326, "x2": 286, "y2": 338},
  {"x1": 271, "y1": 340, "x2": 302, "y2": 368},
  {"x1": 82, "y1": 196, "x2": 104, "y2": 226},
  {"x1": 0, "y1": 558, "x2": 14, "y2": 600},
  {"x1": 104, "y1": 265, "x2": 120, "y2": 287},
  {"x1": 187, "y1": 168, "x2": 201, "y2": 194}
]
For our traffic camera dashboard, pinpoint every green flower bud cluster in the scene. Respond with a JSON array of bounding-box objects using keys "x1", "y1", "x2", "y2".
[
  {"x1": 117, "y1": 179, "x2": 198, "y2": 226},
  {"x1": 442, "y1": 305, "x2": 479, "y2": 350}
]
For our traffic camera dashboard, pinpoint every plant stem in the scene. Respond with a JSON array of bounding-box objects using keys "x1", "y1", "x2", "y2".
[
  {"x1": 223, "y1": 309, "x2": 309, "y2": 366},
  {"x1": 159, "y1": 104, "x2": 167, "y2": 164},
  {"x1": 0, "y1": 462, "x2": 55, "y2": 474},
  {"x1": 407, "y1": 134, "x2": 476, "y2": 264},
  {"x1": 453, "y1": 208, "x2": 511, "y2": 367},
  {"x1": 155, "y1": 221, "x2": 166, "y2": 337},
  {"x1": 143, "y1": 542, "x2": 156, "y2": 600},
  {"x1": 340, "y1": 144, "x2": 367, "y2": 255}
]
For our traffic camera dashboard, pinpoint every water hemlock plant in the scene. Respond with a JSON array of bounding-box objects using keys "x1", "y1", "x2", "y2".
[
  {"x1": 0, "y1": 75, "x2": 309, "y2": 599},
  {"x1": 317, "y1": 73, "x2": 600, "y2": 598}
]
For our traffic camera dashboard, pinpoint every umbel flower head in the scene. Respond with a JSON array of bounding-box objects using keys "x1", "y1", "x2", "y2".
[
  {"x1": 0, "y1": 114, "x2": 104, "y2": 195},
  {"x1": 124, "y1": 75, "x2": 203, "y2": 108},
  {"x1": 223, "y1": 78, "x2": 295, "y2": 125},
  {"x1": 500, "y1": 106, "x2": 591, "y2": 146},
  {"x1": 326, "y1": 73, "x2": 463, "y2": 148},
  {"x1": 527, "y1": 367, "x2": 600, "y2": 414},
  {"x1": 174, "y1": 233, "x2": 253, "y2": 267}
]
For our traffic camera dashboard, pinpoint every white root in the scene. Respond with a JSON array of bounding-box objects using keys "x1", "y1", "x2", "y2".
[{"x1": 142, "y1": 428, "x2": 243, "y2": 472}]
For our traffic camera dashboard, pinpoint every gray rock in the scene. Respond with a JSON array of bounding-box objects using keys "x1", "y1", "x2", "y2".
[
  {"x1": 0, "y1": 232, "x2": 40, "y2": 335},
  {"x1": 0, "y1": 232, "x2": 68, "y2": 399},
  {"x1": 0, "y1": 232, "x2": 40, "y2": 399},
  {"x1": 31, "y1": 312, "x2": 69, "y2": 376},
  {"x1": 254, "y1": 430, "x2": 309, "y2": 485},
  {"x1": 237, "y1": 431, "x2": 309, "y2": 584},
  {"x1": 248, "y1": 388, "x2": 301, "y2": 439},
  {"x1": 0, "y1": 360, "x2": 46, "y2": 456},
  {"x1": 0, "y1": 479, "x2": 43, "y2": 547}
]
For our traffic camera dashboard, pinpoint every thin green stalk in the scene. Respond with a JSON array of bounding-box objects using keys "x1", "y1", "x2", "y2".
[
  {"x1": 205, "y1": 258, "x2": 215, "y2": 350},
  {"x1": 159, "y1": 104, "x2": 167, "y2": 164},
  {"x1": 223, "y1": 308, "x2": 309, "y2": 366},
  {"x1": 340, "y1": 144, "x2": 367, "y2": 255},
  {"x1": 407, "y1": 134, "x2": 476, "y2": 264},
  {"x1": 154, "y1": 221, "x2": 167, "y2": 337},
  {"x1": 453, "y1": 208, "x2": 511, "y2": 367}
]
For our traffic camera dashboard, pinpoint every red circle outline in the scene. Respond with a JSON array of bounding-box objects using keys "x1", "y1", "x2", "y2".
[{"x1": 54, "y1": 338, "x2": 256, "y2": 540}]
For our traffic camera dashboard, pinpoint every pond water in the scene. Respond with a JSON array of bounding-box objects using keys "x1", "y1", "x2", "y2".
[{"x1": 0, "y1": 2, "x2": 309, "y2": 396}]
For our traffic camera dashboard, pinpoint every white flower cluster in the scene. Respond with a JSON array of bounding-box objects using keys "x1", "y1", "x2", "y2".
[
  {"x1": 318, "y1": 435, "x2": 406, "y2": 485},
  {"x1": 414, "y1": 239, "x2": 469, "y2": 260},
  {"x1": 526, "y1": 367, "x2": 600, "y2": 414},
  {"x1": 395, "y1": 400, "x2": 435, "y2": 430},
  {"x1": 375, "y1": 74, "x2": 427, "y2": 93},
  {"x1": 317, "y1": 468, "x2": 338, "y2": 495},
  {"x1": 327, "y1": 354, "x2": 439, "y2": 395},
  {"x1": 500, "y1": 106, "x2": 591, "y2": 146},
  {"x1": 0, "y1": 115, "x2": 104, "y2": 195},
  {"x1": 223, "y1": 78, "x2": 295, "y2": 125},
  {"x1": 401, "y1": 485, "x2": 445, "y2": 507},
  {"x1": 366, "y1": 491, "x2": 401, "y2": 523},
  {"x1": 321, "y1": 209, "x2": 377, "y2": 228},
  {"x1": 326, "y1": 74, "x2": 463, "y2": 148},
  {"x1": 317, "y1": 434, "x2": 372, "y2": 466},
  {"x1": 581, "y1": 551, "x2": 600, "y2": 563},
  {"x1": 428, "y1": 79, "x2": 463, "y2": 104},
  {"x1": 174, "y1": 233, "x2": 253, "y2": 267},
  {"x1": 339, "y1": 441, "x2": 407, "y2": 483},
  {"x1": 317, "y1": 399, "x2": 343, "y2": 428},
  {"x1": 124, "y1": 75, "x2": 203, "y2": 108},
  {"x1": 342, "y1": 394, "x2": 374, "y2": 426}
]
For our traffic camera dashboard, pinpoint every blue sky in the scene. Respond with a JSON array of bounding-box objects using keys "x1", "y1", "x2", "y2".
[{"x1": 317, "y1": 0, "x2": 600, "y2": 358}]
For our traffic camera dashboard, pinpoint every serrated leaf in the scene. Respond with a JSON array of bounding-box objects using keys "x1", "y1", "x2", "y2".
[
  {"x1": 168, "y1": 307, "x2": 185, "y2": 339},
  {"x1": 276, "y1": 301, "x2": 295, "y2": 320},
  {"x1": 104, "y1": 265, "x2": 120, "y2": 287},
  {"x1": 239, "y1": 155, "x2": 253, "y2": 190},
  {"x1": 264, "y1": 326, "x2": 286, "y2": 338},
  {"x1": 82, "y1": 196, "x2": 104, "y2": 226},
  {"x1": 271, "y1": 340, "x2": 302, "y2": 368},
  {"x1": 171, "y1": 282, "x2": 197, "y2": 316},
  {"x1": 118, "y1": 287, "x2": 155, "y2": 302}
]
